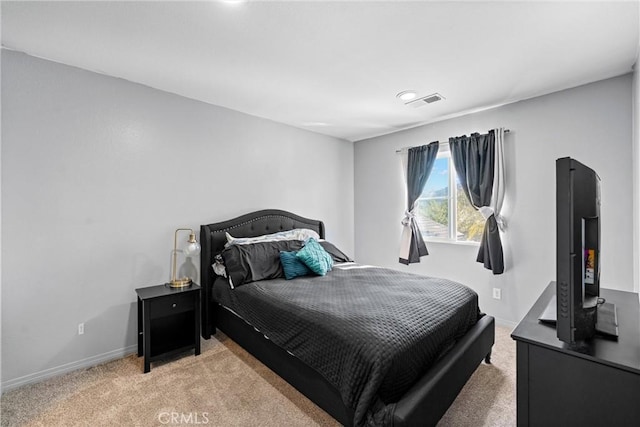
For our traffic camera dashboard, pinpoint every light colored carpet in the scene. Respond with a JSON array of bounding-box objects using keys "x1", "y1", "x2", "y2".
[
  {"x1": 1, "y1": 325, "x2": 515, "y2": 426},
  {"x1": 438, "y1": 325, "x2": 516, "y2": 426}
]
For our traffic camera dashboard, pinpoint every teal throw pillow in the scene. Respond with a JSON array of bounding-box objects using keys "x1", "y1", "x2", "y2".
[
  {"x1": 280, "y1": 250, "x2": 312, "y2": 280},
  {"x1": 296, "y1": 238, "x2": 333, "y2": 276}
]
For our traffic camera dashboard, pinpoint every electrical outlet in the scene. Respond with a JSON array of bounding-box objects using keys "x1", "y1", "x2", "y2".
[
  {"x1": 78, "y1": 323, "x2": 84, "y2": 335},
  {"x1": 492, "y1": 288, "x2": 502, "y2": 300}
]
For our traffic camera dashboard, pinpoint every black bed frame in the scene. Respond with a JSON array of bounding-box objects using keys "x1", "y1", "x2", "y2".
[{"x1": 200, "y1": 209, "x2": 495, "y2": 426}]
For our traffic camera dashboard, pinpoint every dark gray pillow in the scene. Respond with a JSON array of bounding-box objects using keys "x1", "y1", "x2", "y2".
[
  {"x1": 221, "y1": 240, "x2": 304, "y2": 287},
  {"x1": 319, "y1": 241, "x2": 353, "y2": 263}
]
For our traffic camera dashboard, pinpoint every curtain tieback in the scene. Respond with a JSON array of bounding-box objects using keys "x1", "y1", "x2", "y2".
[
  {"x1": 401, "y1": 210, "x2": 415, "y2": 226},
  {"x1": 478, "y1": 206, "x2": 506, "y2": 231}
]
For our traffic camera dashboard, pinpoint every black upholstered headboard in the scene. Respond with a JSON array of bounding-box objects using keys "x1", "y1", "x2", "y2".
[{"x1": 199, "y1": 209, "x2": 325, "y2": 338}]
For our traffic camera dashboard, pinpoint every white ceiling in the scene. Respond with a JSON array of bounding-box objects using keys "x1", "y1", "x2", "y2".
[{"x1": 2, "y1": 1, "x2": 639, "y2": 142}]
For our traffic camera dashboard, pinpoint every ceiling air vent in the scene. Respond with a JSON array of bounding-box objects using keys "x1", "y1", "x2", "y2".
[{"x1": 406, "y1": 93, "x2": 445, "y2": 108}]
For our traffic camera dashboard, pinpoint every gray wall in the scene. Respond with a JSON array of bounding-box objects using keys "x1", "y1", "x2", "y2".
[
  {"x1": 1, "y1": 50, "x2": 354, "y2": 388},
  {"x1": 633, "y1": 62, "x2": 639, "y2": 295},
  {"x1": 354, "y1": 75, "x2": 633, "y2": 325}
]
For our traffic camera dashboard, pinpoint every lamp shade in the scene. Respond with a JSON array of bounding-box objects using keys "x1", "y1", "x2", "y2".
[{"x1": 184, "y1": 241, "x2": 201, "y2": 257}]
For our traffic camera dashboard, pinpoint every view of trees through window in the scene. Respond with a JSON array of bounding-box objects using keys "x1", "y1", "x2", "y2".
[{"x1": 416, "y1": 156, "x2": 485, "y2": 242}]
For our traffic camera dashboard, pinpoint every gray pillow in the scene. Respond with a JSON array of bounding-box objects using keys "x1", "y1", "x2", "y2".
[
  {"x1": 319, "y1": 241, "x2": 353, "y2": 263},
  {"x1": 221, "y1": 240, "x2": 304, "y2": 287}
]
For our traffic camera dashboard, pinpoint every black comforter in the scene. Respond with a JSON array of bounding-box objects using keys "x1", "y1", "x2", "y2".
[{"x1": 213, "y1": 263, "x2": 480, "y2": 426}]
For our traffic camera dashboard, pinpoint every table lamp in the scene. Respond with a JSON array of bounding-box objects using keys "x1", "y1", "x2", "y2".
[{"x1": 169, "y1": 228, "x2": 201, "y2": 288}]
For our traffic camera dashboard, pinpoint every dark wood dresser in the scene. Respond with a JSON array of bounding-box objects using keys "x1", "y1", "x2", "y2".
[{"x1": 511, "y1": 282, "x2": 640, "y2": 426}]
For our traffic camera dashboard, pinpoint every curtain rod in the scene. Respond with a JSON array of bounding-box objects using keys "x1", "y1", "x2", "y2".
[{"x1": 395, "y1": 129, "x2": 510, "y2": 153}]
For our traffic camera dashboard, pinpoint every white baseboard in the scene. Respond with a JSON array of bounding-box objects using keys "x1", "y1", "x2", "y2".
[{"x1": 1, "y1": 344, "x2": 137, "y2": 393}]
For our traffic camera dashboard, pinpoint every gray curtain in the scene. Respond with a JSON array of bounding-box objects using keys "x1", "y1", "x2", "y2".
[
  {"x1": 399, "y1": 142, "x2": 439, "y2": 265},
  {"x1": 449, "y1": 131, "x2": 504, "y2": 274}
]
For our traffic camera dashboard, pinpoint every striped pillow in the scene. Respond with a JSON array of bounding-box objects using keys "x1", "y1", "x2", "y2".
[{"x1": 296, "y1": 238, "x2": 333, "y2": 276}]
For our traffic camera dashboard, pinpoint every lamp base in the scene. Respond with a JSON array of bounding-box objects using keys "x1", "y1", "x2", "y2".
[{"x1": 169, "y1": 278, "x2": 192, "y2": 288}]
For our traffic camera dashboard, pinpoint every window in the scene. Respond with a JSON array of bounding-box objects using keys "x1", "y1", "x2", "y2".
[{"x1": 415, "y1": 149, "x2": 485, "y2": 243}]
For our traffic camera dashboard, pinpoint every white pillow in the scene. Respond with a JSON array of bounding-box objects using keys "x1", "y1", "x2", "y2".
[{"x1": 224, "y1": 228, "x2": 320, "y2": 247}]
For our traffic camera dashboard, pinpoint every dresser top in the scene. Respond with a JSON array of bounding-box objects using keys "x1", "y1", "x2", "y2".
[{"x1": 512, "y1": 282, "x2": 640, "y2": 375}]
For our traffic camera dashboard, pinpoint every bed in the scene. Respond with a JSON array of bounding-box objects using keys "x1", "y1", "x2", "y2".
[{"x1": 200, "y1": 209, "x2": 495, "y2": 426}]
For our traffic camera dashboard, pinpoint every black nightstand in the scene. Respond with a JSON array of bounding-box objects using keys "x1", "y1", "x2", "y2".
[{"x1": 135, "y1": 283, "x2": 201, "y2": 373}]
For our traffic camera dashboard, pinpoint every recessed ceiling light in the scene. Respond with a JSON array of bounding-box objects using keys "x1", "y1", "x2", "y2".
[{"x1": 396, "y1": 91, "x2": 418, "y2": 102}]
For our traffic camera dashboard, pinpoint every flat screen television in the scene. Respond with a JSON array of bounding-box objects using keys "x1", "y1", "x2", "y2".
[
  {"x1": 553, "y1": 157, "x2": 620, "y2": 345},
  {"x1": 556, "y1": 157, "x2": 601, "y2": 344}
]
